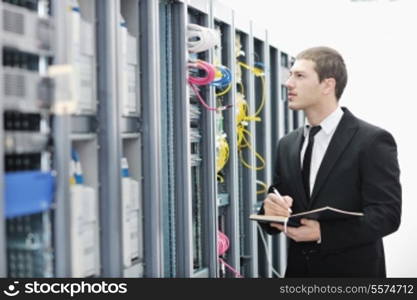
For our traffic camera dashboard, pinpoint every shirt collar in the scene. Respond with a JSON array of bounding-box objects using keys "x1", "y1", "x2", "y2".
[{"x1": 304, "y1": 106, "x2": 344, "y2": 137}]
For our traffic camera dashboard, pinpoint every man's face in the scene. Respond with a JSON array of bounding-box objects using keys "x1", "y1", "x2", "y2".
[{"x1": 285, "y1": 59, "x2": 324, "y2": 111}]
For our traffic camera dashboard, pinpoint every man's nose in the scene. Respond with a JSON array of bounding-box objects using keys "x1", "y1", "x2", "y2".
[{"x1": 285, "y1": 77, "x2": 293, "y2": 89}]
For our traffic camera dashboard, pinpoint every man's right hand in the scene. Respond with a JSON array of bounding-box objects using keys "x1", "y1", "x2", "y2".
[{"x1": 263, "y1": 193, "x2": 293, "y2": 218}]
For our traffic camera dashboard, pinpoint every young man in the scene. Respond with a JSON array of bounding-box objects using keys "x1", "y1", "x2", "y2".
[{"x1": 259, "y1": 46, "x2": 401, "y2": 277}]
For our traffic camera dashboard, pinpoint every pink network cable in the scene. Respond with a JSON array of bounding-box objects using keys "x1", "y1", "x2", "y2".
[
  {"x1": 187, "y1": 60, "x2": 216, "y2": 85},
  {"x1": 218, "y1": 230, "x2": 243, "y2": 278},
  {"x1": 188, "y1": 60, "x2": 232, "y2": 111}
]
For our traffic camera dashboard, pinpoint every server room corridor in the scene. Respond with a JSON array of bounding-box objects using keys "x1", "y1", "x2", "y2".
[{"x1": 1, "y1": 0, "x2": 415, "y2": 280}]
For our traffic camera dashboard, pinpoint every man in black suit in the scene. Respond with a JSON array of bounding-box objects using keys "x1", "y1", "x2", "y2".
[{"x1": 260, "y1": 46, "x2": 401, "y2": 277}]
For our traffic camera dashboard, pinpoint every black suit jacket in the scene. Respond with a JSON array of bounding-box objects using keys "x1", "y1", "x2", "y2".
[{"x1": 260, "y1": 107, "x2": 401, "y2": 277}]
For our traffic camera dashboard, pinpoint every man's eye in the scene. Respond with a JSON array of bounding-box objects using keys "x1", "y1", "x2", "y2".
[{"x1": 297, "y1": 74, "x2": 303, "y2": 78}]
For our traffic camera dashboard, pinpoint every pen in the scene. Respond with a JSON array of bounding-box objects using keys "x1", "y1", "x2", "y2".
[{"x1": 272, "y1": 187, "x2": 292, "y2": 213}]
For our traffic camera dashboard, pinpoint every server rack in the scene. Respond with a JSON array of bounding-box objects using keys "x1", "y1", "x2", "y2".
[
  {"x1": 211, "y1": 0, "x2": 240, "y2": 278},
  {"x1": 252, "y1": 25, "x2": 269, "y2": 205},
  {"x1": 158, "y1": 0, "x2": 217, "y2": 278},
  {"x1": 250, "y1": 24, "x2": 274, "y2": 278},
  {"x1": 97, "y1": 0, "x2": 156, "y2": 278},
  {"x1": 2, "y1": 0, "x2": 55, "y2": 277},
  {"x1": 51, "y1": 0, "x2": 101, "y2": 277},
  {"x1": 159, "y1": 0, "x2": 197, "y2": 277},
  {"x1": 186, "y1": 0, "x2": 217, "y2": 278},
  {"x1": 118, "y1": 0, "x2": 145, "y2": 277}
]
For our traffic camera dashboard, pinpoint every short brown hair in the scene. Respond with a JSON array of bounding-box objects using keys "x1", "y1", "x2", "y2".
[{"x1": 296, "y1": 46, "x2": 347, "y2": 100}]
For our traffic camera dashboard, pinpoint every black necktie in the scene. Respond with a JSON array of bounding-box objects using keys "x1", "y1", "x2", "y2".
[{"x1": 302, "y1": 125, "x2": 321, "y2": 200}]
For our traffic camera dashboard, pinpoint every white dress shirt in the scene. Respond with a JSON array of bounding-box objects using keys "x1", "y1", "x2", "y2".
[{"x1": 300, "y1": 106, "x2": 344, "y2": 196}]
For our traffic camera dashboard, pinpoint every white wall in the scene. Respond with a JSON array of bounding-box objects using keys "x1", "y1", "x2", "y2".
[{"x1": 222, "y1": 0, "x2": 417, "y2": 277}]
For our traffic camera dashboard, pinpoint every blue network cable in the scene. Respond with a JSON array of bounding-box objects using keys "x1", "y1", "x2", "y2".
[
  {"x1": 71, "y1": 149, "x2": 84, "y2": 185},
  {"x1": 211, "y1": 66, "x2": 232, "y2": 88}
]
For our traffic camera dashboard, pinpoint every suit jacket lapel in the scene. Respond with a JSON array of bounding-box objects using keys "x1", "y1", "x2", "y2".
[
  {"x1": 288, "y1": 128, "x2": 309, "y2": 209},
  {"x1": 309, "y1": 108, "x2": 359, "y2": 206}
]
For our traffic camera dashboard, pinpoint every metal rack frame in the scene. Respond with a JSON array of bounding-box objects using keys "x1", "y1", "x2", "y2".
[{"x1": 211, "y1": 0, "x2": 240, "y2": 277}]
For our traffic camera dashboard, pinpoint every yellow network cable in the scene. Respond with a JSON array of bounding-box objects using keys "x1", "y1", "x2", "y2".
[
  {"x1": 234, "y1": 60, "x2": 268, "y2": 194},
  {"x1": 256, "y1": 180, "x2": 268, "y2": 195},
  {"x1": 216, "y1": 83, "x2": 232, "y2": 97},
  {"x1": 213, "y1": 65, "x2": 233, "y2": 97},
  {"x1": 235, "y1": 96, "x2": 265, "y2": 171},
  {"x1": 216, "y1": 134, "x2": 230, "y2": 174},
  {"x1": 238, "y1": 128, "x2": 265, "y2": 171},
  {"x1": 237, "y1": 61, "x2": 266, "y2": 118},
  {"x1": 214, "y1": 63, "x2": 232, "y2": 180}
]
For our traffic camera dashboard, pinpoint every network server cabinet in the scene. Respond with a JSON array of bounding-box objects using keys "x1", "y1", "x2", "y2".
[
  {"x1": 211, "y1": 0, "x2": 240, "y2": 278},
  {"x1": 117, "y1": 0, "x2": 144, "y2": 278},
  {"x1": 186, "y1": 0, "x2": 218, "y2": 278},
  {"x1": 251, "y1": 25, "x2": 270, "y2": 205},
  {"x1": 50, "y1": 0, "x2": 148, "y2": 278},
  {"x1": 1, "y1": 0, "x2": 55, "y2": 277},
  {"x1": 51, "y1": 0, "x2": 101, "y2": 277},
  {"x1": 159, "y1": 0, "x2": 218, "y2": 277},
  {"x1": 250, "y1": 24, "x2": 274, "y2": 278},
  {"x1": 234, "y1": 13, "x2": 258, "y2": 278},
  {"x1": 96, "y1": 0, "x2": 151, "y2": 277}
]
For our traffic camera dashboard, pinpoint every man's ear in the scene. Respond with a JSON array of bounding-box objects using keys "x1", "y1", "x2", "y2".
[{"x1": 322, "y1": 78, "x2": 336, "y2": 95}]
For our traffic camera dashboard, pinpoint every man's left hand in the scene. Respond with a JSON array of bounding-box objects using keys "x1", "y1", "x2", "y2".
[{"x1": 270, "y1": 218, "x2": 321, "y2": 242}]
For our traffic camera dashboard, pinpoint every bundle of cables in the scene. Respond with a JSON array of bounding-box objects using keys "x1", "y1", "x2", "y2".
[
  {"x1": 237, "y1": 61, "x2": 266, "y2": 116},
  {"x1": 187, "y1": 24, "x2": 220, "y2": 53},
  {"x1": 188, "y1": 60, "x2": 232, "y2": 111},
  {"x1": 216, "y1": 133, "x2": 229, "y2": 182},
  {"x1": 188, "y1": 60, "x2": 215, "y2": 85},
  {"x1": 211, "y1": 65, "x2": 232, "y2": 97},
  {"x1": 212, "y1": 65, "x2": 232, "y2": 181},
  {"x1": 235, "y1": 92, "x2": 265, "y2": 172},
  {"x1": 235, "y1": 61, "x2": 267, "y2": 193},
  {"x1": 217, "y1": 230, "x2": 242, "y2": 278}
]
